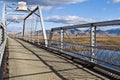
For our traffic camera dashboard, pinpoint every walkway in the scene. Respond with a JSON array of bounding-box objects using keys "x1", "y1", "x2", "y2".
[{"x1": 7, "y1": 38, "x2": 108, "y2": 80}]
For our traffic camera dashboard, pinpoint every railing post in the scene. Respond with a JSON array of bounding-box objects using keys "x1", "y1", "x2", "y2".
[
  {"x1": 90, "y1": 25, "x2": 96, "y2": 62},
  {"x1": 60, "y1": 29, "x2": 64, "y2": 51}
]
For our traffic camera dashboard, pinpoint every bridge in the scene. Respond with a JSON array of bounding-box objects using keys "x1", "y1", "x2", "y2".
[{"x1": 0, "y1": 2, "x2": 120, "y2": 80}]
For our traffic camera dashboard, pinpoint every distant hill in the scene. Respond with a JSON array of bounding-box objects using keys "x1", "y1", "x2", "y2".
[
  {"x1": 34, "y1": 28, "x2": 120, "y2": 36},
  {"x1": 106, "y1": 28, "x2": 120, "y2": 35},
  {"x1": 35, "y1": 29, "x2": 86, "y2": 36}
]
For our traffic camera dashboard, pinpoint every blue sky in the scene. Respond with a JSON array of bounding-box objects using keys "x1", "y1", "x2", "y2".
[{"x1": 0, "y1": 0, "x2": 120, "y2": 32}]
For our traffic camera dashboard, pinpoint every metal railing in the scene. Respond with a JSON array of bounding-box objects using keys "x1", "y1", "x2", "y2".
[
  {"x1": 47, "y1": 20, "x2": 120, "y2": 71},
  {"x1": 0, "y1": 22, "x2": 7, "y2": 66}
]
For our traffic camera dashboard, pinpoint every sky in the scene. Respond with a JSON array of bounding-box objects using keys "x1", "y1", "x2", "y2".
[{"x1": 0, "y1": 0, "x2": 120, "y2": 32}]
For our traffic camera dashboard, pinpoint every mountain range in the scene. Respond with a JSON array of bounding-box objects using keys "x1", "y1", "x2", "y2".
[
  {"x1": 35, "y1": 28, "x2": 120, "y2": 36},
  {"x1": 106, "y1": 28, "x2": 120, "y2": 35}
]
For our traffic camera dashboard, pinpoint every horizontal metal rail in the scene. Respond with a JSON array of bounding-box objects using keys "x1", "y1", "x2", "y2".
[{"x1": 52, "y1": 19, "x2": 120, "y2": 30}]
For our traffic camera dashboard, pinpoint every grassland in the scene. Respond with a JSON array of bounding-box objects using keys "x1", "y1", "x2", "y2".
[
  {"x1": 11, "y1": 35, "x2": 120, "y2": 51},
  {"x1": 48, "y1": 36, "x2": 120, "y2": 45}
]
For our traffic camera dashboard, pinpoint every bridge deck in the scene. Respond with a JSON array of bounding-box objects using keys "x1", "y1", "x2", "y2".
[{"x1": 7, "y1": 38, "x2": 108, "y2": 80}]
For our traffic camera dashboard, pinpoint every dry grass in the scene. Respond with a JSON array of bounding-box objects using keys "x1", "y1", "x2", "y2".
[
  {"x1": 49, "y1": 36, "x2": 120, "y2": 45},
  {"x1": 13, "y1": 35, "x2": 120, "y2": 46},
  {"x1": 50, "y1": 36, "x2": 120, "y2": 51},
  {"x1": 96, "y1": 36, "x2": 120, "y2": 45},
  {"x1": 11, "y1": 35, "x2": 120, "y2": 51},
  {"x1": 64, "y1": 46, "x2": 90, "y2": 52}
]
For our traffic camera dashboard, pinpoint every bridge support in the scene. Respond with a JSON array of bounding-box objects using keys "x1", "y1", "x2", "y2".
[
  {"x1": 38, "y1": 6, "x2": 48, "y2": 47},
  {"x1": 90, "y1": 26, "x2": 96, "y2": 62},
  {"x1": 2, "y1": 3, "x2": 6, "y2": 26},
  {"x1": 23, "y1": 20, "x2": 25, "y2": 39},
  {"x1": 31, "y1": 15, "x2": 34, "y2": 43},
  {"x1": 23, "y1": 6, "x2": 48, "y2": 47}
]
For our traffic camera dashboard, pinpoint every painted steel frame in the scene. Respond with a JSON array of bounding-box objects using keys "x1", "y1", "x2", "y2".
[{"x1": 23, "y1": 6, "x2": 48, "y2": 47}]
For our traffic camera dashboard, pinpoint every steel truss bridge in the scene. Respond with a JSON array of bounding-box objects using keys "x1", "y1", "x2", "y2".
[{"x1": 0, "y1": 2, "x2": 120, "y2": 80}]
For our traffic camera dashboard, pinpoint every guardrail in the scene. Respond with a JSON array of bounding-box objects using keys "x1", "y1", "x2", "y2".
[
  {"x1": 0, "y1": 22, "x2": 7, "y2": 66},
  {"x1": 0, "y1": 22, "x2": 7, "y2": 80}
]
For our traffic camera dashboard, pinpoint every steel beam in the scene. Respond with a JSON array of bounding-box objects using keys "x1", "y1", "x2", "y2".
[
  {"x1": 24, "y1": 6, "x2": 48, "y2": 47},
  {"x1": 52, "y1": 19, "x2": 120, "y2": 31},
  {"x1": 27, "y1": 8, "x2": 40, "y2": 18},
  {"x1": 24, "y1": 7, "x2": 38, "y2": 20},
  {"x1": 22, "y1": 20, "x2": 25, "y2": 38},
  {"x1": 38, "y1": 6, "x2": 48, "y2": 47},
  {"x1": 2, "y1": 3, "x2": 6, "y2": 26},
  {"x1": 31, "y1": 15, "x2": 34, "y2": 43}
]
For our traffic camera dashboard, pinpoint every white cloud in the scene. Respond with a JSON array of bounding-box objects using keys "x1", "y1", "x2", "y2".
[
  {"x1": 112, "y1": 0, "x2": 120, "y2": 3},
  {"x1": 55, "y1": 7, "x2": 64, "y2": 10},
  {"x1": 3, "y1": 0, "x2": 86, "y2": 11},
  {"x1": 0, "y1": 1, "x2": 3, "y2": 3},
  {"x1": 45, "y1": 15, "x2": 95, "y2": 24},
  {"x1": 30, "y1": 5, "x2": 52, "y2": 10},
  {"x1": 103, "y1": 8, "x2": 107, "y2": 11},
  {"x1": 3, "y1": 0, "x2": 86, "y2": 5},
  {"x1": 7, "y1": 16, "x2": 27, "y2": 23},
  {"x1": 38, "y1": 0, "x2": 86, "y2": 5},
  {"x1": 41, "y1": 6, "x2": 52, "y2": 10}
]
